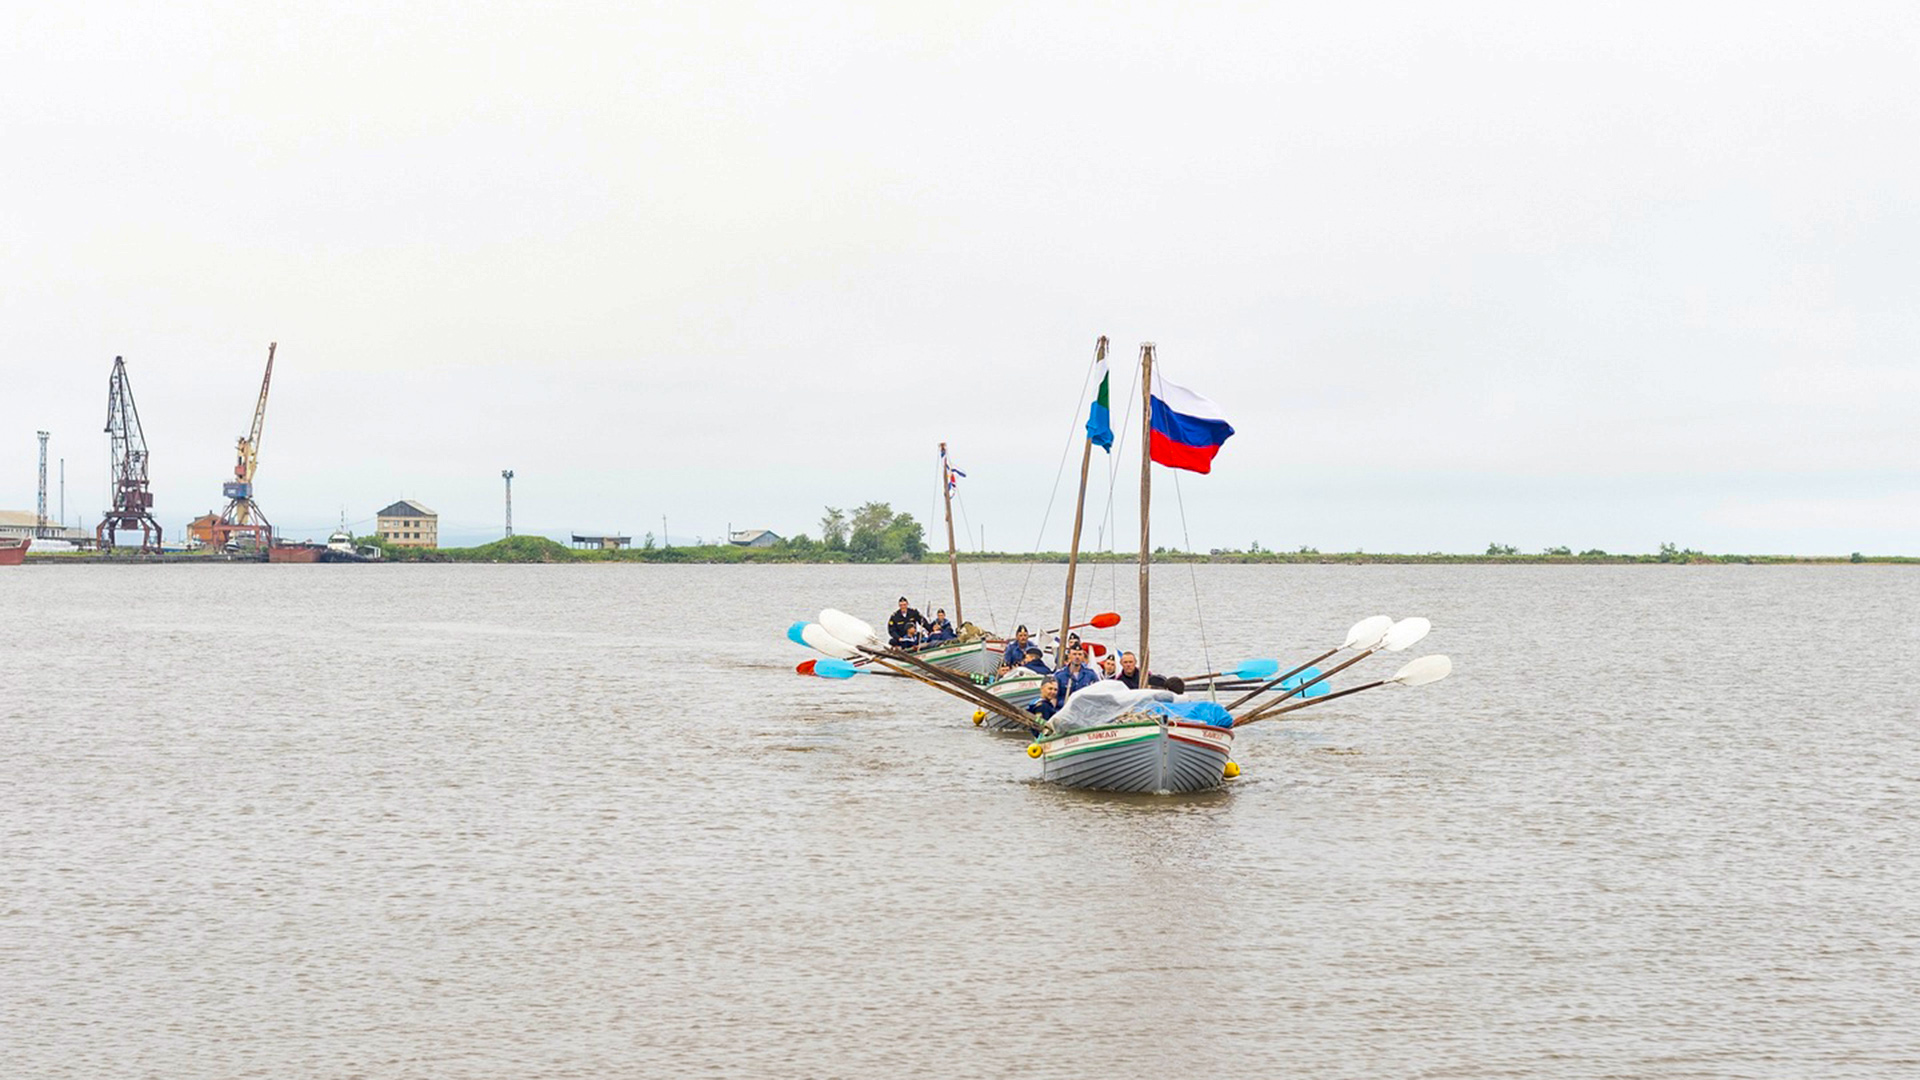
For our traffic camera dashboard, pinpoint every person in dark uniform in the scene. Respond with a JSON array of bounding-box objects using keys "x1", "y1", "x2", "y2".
[
  {"x1": 1054, "y1": 647, "x2": 1099, "y2": 700},
  {"x1": 1020, "y1": 648, "x2": 1052, "y2": 676},
  {"x1": 1002, "y1": 626, "x2": 1034, "y2": 667},
  {"x1": 1028, "y1": 678, "x2": 1061, "y2": 722},
  {"x1": 924, "y1": 609, "x2": 957, "y2": 643},
  {"x1": 887, "y1": 597, "x2": 930, "y2": 648},
  {"x1": 1110, "y1": 651, "x2": 1182, "y2": 693}
]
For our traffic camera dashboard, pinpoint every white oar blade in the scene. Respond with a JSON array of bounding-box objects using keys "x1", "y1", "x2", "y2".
[
  {"x1": 1389, "y1": 654, "x2": 1451, "y2": 687},
  {"x1": 1342, "y1": 615, "x2": 1393, "y2": 651},
  {"x1": 800, "y1": 623, "x2": 861, "y2": 659},
  {"x1": 819, "y1": 609, "x2": 882, "y2": 650},
  {"x1": 1381, "y1": 616, "x2": 1432, "y2": 652}
]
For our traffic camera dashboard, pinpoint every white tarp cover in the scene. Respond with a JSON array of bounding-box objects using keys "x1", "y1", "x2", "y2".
[{"x1": 1046, "y1": 681, "x2": 1176, "y2": 733}]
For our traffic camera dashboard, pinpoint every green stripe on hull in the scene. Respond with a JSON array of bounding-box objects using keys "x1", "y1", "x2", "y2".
[
  {"x1": 1036, "y1": 721, "x2": 1160, "y2": 746},
  {"x1": 1042, "y1": 732, "x2": 1163, "y2": 762},
  {"x1": 1038, "y1": 722, "x2": 1163, "y2": 761}
]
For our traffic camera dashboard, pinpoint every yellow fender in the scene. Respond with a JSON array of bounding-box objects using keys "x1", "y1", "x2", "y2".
[
  {"x1": 1223, "y1": 760, "x2": 1241, "y2": 779},
  {"x1": 1026, "y1": 743, "x2": 1044, "y2": 759}
]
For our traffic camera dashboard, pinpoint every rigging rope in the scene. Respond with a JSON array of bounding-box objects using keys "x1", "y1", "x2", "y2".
[
  {"x1": 1010, "y1": 347, "x2": 1100, "y2": 627},
  {"x1": 952, "y1": 489, "x2": 997, "y2": 632},
  {"x1": 922, "y1": 474, "x2": 937, "y2": 607},
  {"x1": 1172, "y1": 468, "x2": 1214, "y2": 699},
  {"x1": 1084, "y1": 350, "x2": 1140, "y2": 628}
]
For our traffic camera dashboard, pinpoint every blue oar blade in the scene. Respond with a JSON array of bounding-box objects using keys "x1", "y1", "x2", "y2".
[
  {"x1": 1231, "y1": 658, "x2": 1280, "y2": 680},
  {"x1": 815, "y1": 658, "x2": 861, "y2": 679},
  {"x1": 787, "y1": 621, "x2": 812, "y2": 646},
  {"x1": 1280, "y1": 666, "x2": 1331, "y2": 697}
]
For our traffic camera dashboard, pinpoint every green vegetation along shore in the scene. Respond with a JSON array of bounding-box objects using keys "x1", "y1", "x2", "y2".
[
  {"x1": 356, "y1": 502, "x2": 1918, "y2": 565},
  {"x1": 358, "y1": 536, "x2": 1915, "y2": 566}
]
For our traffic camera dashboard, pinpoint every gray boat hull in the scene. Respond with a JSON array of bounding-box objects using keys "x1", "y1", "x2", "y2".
[
  {"x1": 923, "y1": 639, "x2": 1002, "y2": 678},
  {"x1": 977, "y1": 670, "x2": 1045, "y2": 732},
  {"x1": 982, "y1": 711, "x2": 1036, "y2": 733},
  {"x1": 1034, "y1": 716, "x2": 1233, "y2": 793},
  {"x1": 866, "y1": 639, "x2": 1001, "y2": 678}
]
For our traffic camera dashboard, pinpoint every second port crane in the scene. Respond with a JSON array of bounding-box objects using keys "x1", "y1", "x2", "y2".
[{"x1": 211, "y1": 342, "x2": 276, "y2": 550}]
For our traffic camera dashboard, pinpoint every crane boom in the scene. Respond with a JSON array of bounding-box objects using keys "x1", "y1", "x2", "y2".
[
  {"x1": 216, "y1": 341, "x2": 277, "y2": 542},
  {"x1": 240, "y1": 341, "x2": 275, "y2": 484}
]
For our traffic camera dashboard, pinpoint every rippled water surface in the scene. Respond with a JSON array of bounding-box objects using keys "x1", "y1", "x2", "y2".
[{"x1": 3, "y1": 563, "x2": 1916, "y2": 1078}]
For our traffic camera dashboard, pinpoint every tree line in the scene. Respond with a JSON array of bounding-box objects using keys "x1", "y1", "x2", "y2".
[{"x1": 780, "y1": 502, "x2": 928, "y2": 562}]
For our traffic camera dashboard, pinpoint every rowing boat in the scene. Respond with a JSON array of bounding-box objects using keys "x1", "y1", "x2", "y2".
[
  {"x1": 1027, "y1": 685, "x2": 1235, "y2": 791},
  {"x1": 785, "y1": 338, "x2": 1452, "y2": 795},
  {"x1": 978, "y1": 669, "x2": 1046, "y2": 732}
]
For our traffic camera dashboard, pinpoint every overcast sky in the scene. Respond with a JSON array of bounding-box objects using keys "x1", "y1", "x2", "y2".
[{"x1": 4, "y1": 2, "x2": 1915, "y2": 554}]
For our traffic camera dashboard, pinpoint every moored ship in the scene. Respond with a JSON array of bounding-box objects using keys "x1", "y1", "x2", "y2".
[
  {"x1": 322, "y1": 528, "x2": 382, "y2": 563},
  {"x1": 0, "y1": 537, "x2": 29, "y2": 565},
  {"x1": 267, "y1": 541, "x2": 324, "y2": 563}
]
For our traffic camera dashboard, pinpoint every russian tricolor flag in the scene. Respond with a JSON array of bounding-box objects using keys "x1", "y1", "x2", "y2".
[{"x1": 1149, "y1": 373, "x2": 1235, "y2": 474}]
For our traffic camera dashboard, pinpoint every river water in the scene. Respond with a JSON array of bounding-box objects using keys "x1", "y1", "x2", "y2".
[{"x1": 2, "y1": 563, "x2": 1915, "y2": 1078}]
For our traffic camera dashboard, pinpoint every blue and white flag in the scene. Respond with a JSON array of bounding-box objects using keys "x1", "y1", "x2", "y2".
[{"x1": 1085, "y1": 352, "x2": 1113, "y2": 451}]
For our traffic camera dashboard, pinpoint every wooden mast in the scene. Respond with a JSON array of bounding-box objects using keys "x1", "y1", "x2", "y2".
[
  {"x1": 1056, "y1": 335, "x2": 1107, "y2": 663},
  {"x1": 940, "y1": 442, "x2": 963, "y2": 626},
  {"x1": 1137, "y1": 344, "x2": 1154, "y2": 683}
]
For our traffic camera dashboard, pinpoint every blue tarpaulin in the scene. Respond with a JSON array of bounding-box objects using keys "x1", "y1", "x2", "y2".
[{"x1": 1143, "y1": 700, "x2": 1234, "y2": 728}]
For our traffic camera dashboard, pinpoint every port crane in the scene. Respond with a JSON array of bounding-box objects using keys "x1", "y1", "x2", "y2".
[
  {"x1": 210, "y1": 342, "x2": 276, "y2": 549},
  {"x1": 95, "y1": 356, "x2": 164, "y2": 552}
]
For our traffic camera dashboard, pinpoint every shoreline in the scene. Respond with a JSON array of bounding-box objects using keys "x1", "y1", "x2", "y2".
[{"x1": 19, "y1": 542, "x2": 1916, "y2": 567}]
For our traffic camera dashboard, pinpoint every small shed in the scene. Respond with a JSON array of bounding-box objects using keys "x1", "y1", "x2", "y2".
[
  {"x1": 728, "y1": 528, "x2": 782, "y2": 548},
  {"x1": 571, "y1": 534, "x2": 632, "y2": 550}
]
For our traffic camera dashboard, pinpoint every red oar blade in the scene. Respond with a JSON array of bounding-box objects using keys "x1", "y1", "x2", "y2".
[
  {"x1": 1089, "y1": 612, "x2": 1121, "y2": 629},
  {"x1": 796, "y1": 660, "x2": 818, "y2": 676}
]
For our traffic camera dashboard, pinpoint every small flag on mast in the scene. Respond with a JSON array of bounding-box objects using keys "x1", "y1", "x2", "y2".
[
  {"x1": 942, "y1": 446, "x2": 966, "y2": 493},
  {"x1": 1086, "y1": 352, "x2": 1113, "y2": 451}
]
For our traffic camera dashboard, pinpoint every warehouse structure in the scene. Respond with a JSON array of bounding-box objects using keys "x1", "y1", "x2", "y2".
[{"x1": 376, "y1": 501, "x2": 438, "y2": 549}]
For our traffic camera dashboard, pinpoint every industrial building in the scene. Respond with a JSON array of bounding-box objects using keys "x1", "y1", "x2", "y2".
[
  {"x1": 0, "y1": 511, "x2": 90, "y2": 547},
  {"x1": 186, "y1": 513, "x2": 221, "y2": 547},
  {"x1": 0, "y1": 510, "x2": 42, "y2": 539},
  {"x1": 376, "y1": 501, "x2": 438, "y2": 548}
]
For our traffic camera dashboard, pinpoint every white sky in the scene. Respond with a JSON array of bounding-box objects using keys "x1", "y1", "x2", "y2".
[{"x1": 3, "y1": 1, "x2": 1915, "y2": 554}]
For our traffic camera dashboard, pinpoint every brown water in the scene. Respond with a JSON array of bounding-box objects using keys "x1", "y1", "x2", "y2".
[{"x1": 3, "y1": 563, "x2": 1915, "y2": 1078}]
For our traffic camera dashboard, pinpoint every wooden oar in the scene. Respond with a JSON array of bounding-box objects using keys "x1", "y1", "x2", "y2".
[
  {"x1": 864, "y1": 646, "x2": 1041, "y2": 731},
  {"x1": 814, "y1": 608, "x2": 1042, "y2": 730},
  {"x1": 797, "y1": 660, "x2": 913, "y2": 679},
  {"x1": 1223, "y1": 616, "x2": 1391, "y2": 712},
  {"x1": 1043, "y1": 612, "x2": 1121, "y2": 636},
  {"x1": 1236, "y1": 656, "x2": 1451, "y2": 725},
  {"x1": 1180, "y1": 659, "x2": 1282, "y2": 684},
  {"x1": 797, "y1": 618, "x2": 1019, "y2": 716},
  {"x1": 810, "y1": 650, "x2": 1038, "y2": 727},
  {"x1": 1230, "y1": 617, "x2": 1431, "y2": 722}
]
